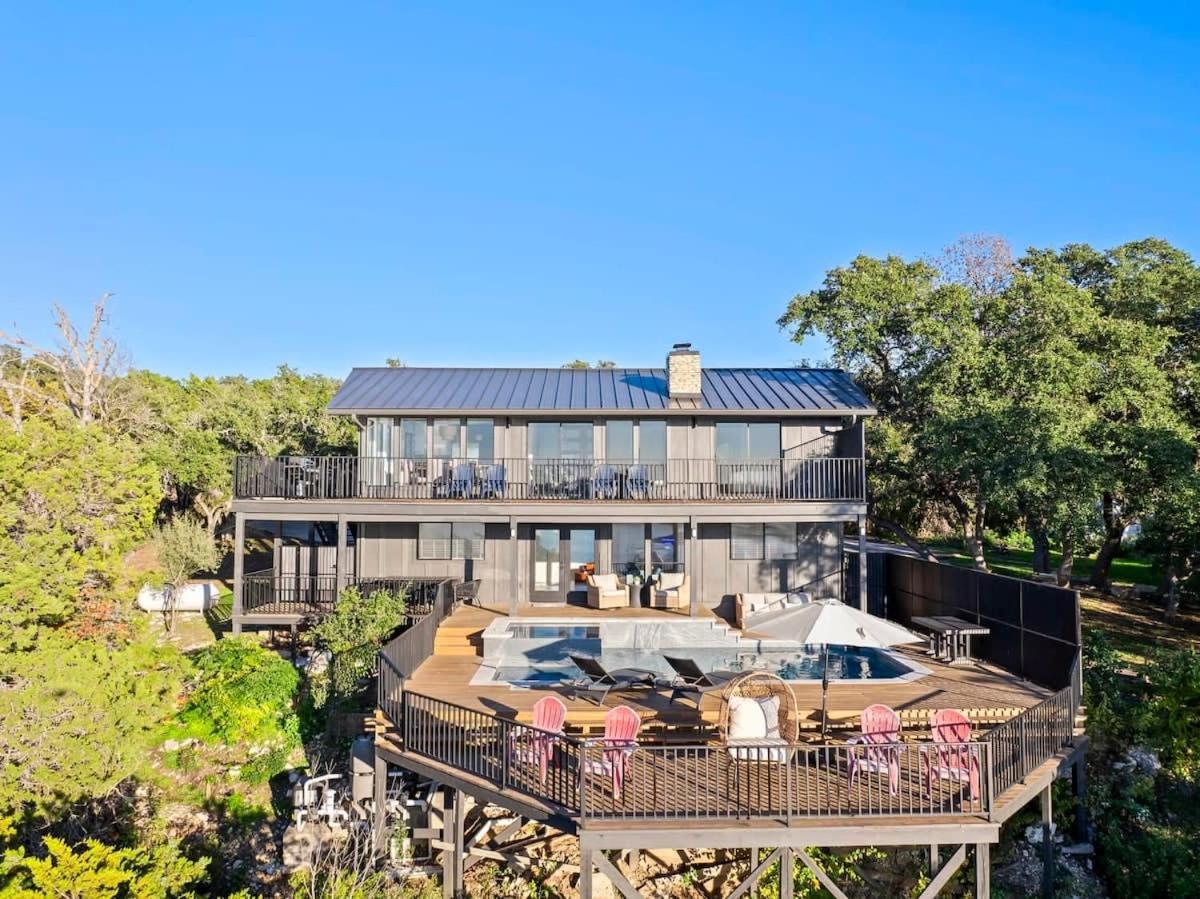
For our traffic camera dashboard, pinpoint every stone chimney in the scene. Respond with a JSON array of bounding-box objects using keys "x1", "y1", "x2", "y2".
[{"x1": 666, "y1": 343, "x2": 701, "y2": 398}]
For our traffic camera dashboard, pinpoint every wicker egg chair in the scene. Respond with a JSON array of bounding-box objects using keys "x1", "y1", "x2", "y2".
[{"x1": 716, "y1": 670, "x2": 800, "y2": 746}]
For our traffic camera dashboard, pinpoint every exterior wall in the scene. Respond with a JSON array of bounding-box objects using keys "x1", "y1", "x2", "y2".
[
  {"x1": 356, "y1": 521, "x2": 514, "y2": 607},
  {"x1": 694, "y1": 522, "x2": 843, "y2": 618}
]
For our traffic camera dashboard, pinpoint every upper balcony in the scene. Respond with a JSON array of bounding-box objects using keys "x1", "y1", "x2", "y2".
[{"x1": 232, "y1": 455, "x2": 866, "y2": 503}]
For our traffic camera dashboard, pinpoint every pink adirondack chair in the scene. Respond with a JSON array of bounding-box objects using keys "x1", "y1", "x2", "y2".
[
  {"x1": 584, "y1": 705, "x2": 641, "y2": 799},
  {"x1": 508, "y1": 695, "x2": 567, "y2": 785},
  {"x1": 846, "y1": 703, "x2": 902, "y2": 795},
  {"x1": 921, "y1": 709, "x2": 980, "y2": 802}
]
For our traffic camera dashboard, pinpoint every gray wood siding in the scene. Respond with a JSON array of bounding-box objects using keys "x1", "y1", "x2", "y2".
[
  {"x1": 694, "y1": 522, "x2": 843, "y2": 615},
  {"x1": 356, "y1": 521, "x2": 514, "y2": 606}
]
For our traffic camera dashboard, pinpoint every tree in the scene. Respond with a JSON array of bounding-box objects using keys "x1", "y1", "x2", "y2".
[
  {"x1": 0, "y1": 294, "x2": 125, "y2": 427},
  {"x1": 562, "y1": 359, "x2": 616, "y2": 369},
  {"x1": 153, "y1": 517, "x2": 221, "y2": 633}
]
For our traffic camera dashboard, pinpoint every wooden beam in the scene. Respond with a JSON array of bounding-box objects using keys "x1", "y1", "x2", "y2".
[
  {"x1": 579, "y1": 848, "x2": 594, "y2": 899},
  {"x1": 727, "y1": 848, "x2": 782, "y2": 899},
  {"x1": 916, "y1": 845, "x2": 966, "y2": 899},
  {"x1": 593, "y1": 850, "x2": 643, "y2": 899},
  {"x1": 796, "y1": 848, "x2": 849, "y2": 899},
  {"x1": 335, "y1": 515, "x2": 349, "y2": 593},
  {"x1": 232, "y1": 512, "x2": 245, "y2": 633},
  {"x1": 780, "y1": 848, "x2": 794, "y2": 899},
  {"x1": 1041, "y1": 786, "x2": 1054, "y2": 898},
  {"x1": 975, "y1": 842, "x2": 990, "y2": 899}
]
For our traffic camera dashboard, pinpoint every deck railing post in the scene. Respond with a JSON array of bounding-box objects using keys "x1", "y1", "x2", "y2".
[{"x1": 578, "y1": 742, "x2": 589, "y2": 822}]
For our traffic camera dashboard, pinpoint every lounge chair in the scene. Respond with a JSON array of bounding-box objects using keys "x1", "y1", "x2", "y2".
[
  {"x1": 846, "y1": 703, "x2": 902, "y2": 795},
  {"x1": 582, "y1": 705, "x2": 641, "y2": 799},
  {"x1": 586, "y1": 573, "x2": 626, "y2": 610},
  {"x1": 567, "y1": 653, "x2": 656, "y2": 706},
  {"x1": 662, "y1": 654, "x2": 739, "y2": 707},
  {"x1": 651, "y1": 572, "x2": 689, "y2": 610},
  {"x1": 625, "y1": 464, "x2": 649, "y2": 499},
  {"x1": 592, "y1": 464, "x2": 620, "y2": 499},
  {"x1": 447, "y1": 462, "x2": 475, "y2": 498},
  {"x1": 508, "y1": 695, "x2": 567, "y2": 786},
  {"x1": 478, "y1": 462, "x2": 506, "y2": 498},
  {"x1": 921, "y1": 708, "x2": 980, "y2": 802}
]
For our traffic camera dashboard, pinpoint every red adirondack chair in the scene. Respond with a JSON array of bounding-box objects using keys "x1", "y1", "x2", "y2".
[
  {"x1": 846, "y1": 703, "x2": 902, "y2": 795},
  {"x1": 584, "y1": 705, "x2": 641, "y2": 799},
  {"x1": 508, "y1": 695, "x2": 567, "y2": 785},
  {"x1": 921, "y1": 708, "x2": 980, "y2": 801}
]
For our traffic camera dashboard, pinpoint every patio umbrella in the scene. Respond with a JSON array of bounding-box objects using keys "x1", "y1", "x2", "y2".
[{"x1": 750, "y1": 599, "x2": 923, "y2": 737}]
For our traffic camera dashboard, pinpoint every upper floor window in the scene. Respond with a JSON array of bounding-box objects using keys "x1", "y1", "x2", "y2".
[
  {"x1": 716, "y1": 422, "x2": 780, "y2": 460},
  {"x1": 432, "y1": 419, "x2": 461, "y2": 459},
  {"x1": 530, "y1": 421, "x2": 593, "y2": 459},
  {"x1": 400, "y1": 419, "x2": 427, "y2": 459},
  {"x1": 365, "y1": 417, "x2": 393, "y2": 458},
  {"x1": 465, "y1": 419, "x2": 494, "y2": 460},
  {"x1": 605, "y1": 420, "x2": 666, "y2": 463}
]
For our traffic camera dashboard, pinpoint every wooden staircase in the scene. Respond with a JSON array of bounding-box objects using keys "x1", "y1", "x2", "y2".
[{"x1": 433, "y1": 622, "x2": 485, "y2": 657}]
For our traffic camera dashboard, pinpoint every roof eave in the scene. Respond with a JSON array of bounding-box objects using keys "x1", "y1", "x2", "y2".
[{"x1": 326, "y1": 406, "x2": 878, "y2": 417}]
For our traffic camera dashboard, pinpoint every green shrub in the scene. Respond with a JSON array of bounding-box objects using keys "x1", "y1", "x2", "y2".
[
  {"x1": 176, "y1": 638, "x2": 300, "y2": 747},
  {"x1": 1143, "y1": 647, "x2": 1200, "y2": 778},
  {"x1": 311, "y1": 586, "x2": 408, "y2": 698}
]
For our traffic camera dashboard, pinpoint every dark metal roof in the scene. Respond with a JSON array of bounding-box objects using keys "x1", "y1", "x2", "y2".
[{"x1": 328, "y1": 368, "x2": 875, "y2": 415}]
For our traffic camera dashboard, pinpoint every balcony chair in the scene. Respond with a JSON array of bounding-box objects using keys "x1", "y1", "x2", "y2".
[
  {"x1": 566, "y1": 653, "x2": 657, "y2": 706},
  {"x1": 508, "y1": 695, "x2": 568, "y2": 786},
  {"x1": 921, "y1": 708, "x2": 981, "y2": 803},
  {"x1": 651, "y1": 572, "x2": 689, "y2": 610},
  {"x1": 581, "y1": 705, "x2": 641, "y2": 800},
  {"x1": 625, "y1": 464, "x2": 649, "y2": 500},
  {"x1": 586, "y1": 573, "x2": 627, "y2": 610},
  {"x1": 477, "y1": 462, "x2": 506, "y2": 498},
  {"x1": 446, "y1": 462, "x2": 475, "y2": 498},
  {"x1": 592, "y1": 464, "x2": 620, "y2": 499},
  {"x1": 846, "y1": 703, "x2": 902, "y2": 796}
]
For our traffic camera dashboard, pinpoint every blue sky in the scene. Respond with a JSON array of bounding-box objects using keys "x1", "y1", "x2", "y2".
[{"x1": 1, "y1": 3, "x2": 1197, "y2": 379}]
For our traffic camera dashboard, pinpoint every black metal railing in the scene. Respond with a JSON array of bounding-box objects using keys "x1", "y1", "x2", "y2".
[
  {"x1": 984, "y1": 678, "x2": 1078, "y2": 799},
  {"x1": 233, "y1": 455, "x2": 866, "y2": 503},
  {"x1": 376, "y1": 580, "x2": 457, "y2": 727},
  {"x1": 240, "y1": 573, "x2": 450, "y2": 619}
]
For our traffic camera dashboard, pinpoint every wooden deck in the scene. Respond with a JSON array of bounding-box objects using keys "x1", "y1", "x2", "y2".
[{"x1": 404, "y1": 603, "x2": 1049, "y2": 736}]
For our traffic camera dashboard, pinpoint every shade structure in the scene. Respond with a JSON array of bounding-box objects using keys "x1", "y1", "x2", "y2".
[{"x1": 750, "y1": 599, "x2": 923, "y2": 736}]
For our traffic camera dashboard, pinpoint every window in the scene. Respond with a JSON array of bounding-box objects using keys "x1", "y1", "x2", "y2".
[
  {"x1": 418, "y1": 522, "x2": 485, "y2": 560},
  {"x1": 715, "y1": 422, "x2": 781, "y2": 460},
  {"x1": 400, "y1": 419, "x2": 427, "y2": 458},
  {"x1": 730, "y1": 523, "x2": 799, "y2": 560},
  {"x1": 731, "y1": 523, "x2": 764, "y2": 560},
  {"x1": 639, "y1": 420, "x2": 667, "y2": 463},
  {"x1": 606, "y1": 420, "x2": 634, "y2": 462},
  {"x1": 432, "y1": 419, "x2": 461, "y2": 459},
  {"x1": 612, "y1": 523, "x2": 646, "y2": 574},
  {"x1": 364, "y1": 417, "x2": 394, "y2": 485},
  {"x1": 466, "y1": 419, "x2": 494, "y2": 460},
  {"x1": 651, "y1": 523, "x2": 682, "y2": 570},
  {"x1": 529, "y1": 422, "x2": 594, "y2": 459}
]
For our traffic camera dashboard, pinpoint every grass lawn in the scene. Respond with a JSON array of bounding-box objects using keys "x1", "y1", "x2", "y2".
[{"x1": 925, "y1": 541, "x2": 1161, "y2": 587}]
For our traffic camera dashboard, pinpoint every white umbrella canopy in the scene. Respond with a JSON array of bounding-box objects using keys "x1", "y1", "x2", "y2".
[
  {"x1": 747, "y1": 599, "x2": 923, "y2": 737},
  {"x1": 750, "y1": 598, "x2": 924, "y2": 647}
]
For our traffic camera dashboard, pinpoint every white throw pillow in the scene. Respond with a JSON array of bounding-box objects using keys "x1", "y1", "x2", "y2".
[
  {"x1": 728, "y1": 695, "x2": 767, "y2": 740},
  {"x1": 592, "y1": 574, "x2": 618, "y2": 591},
  {"x1": 757, "y1": 696, "x2": 781, "y2": 739}
]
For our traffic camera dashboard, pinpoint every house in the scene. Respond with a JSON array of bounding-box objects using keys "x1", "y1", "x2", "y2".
[{"x1": 229, "y1": 344, "x2": 874, "y2": 629}]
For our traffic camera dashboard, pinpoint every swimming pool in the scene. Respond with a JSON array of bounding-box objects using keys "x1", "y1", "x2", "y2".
[{"x1": 474, "y1": 617, "x2": 928, "y2": 688}]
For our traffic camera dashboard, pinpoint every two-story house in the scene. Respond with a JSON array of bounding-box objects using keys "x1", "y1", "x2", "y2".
[{"x1": 229, "y1": 345, "x2": 874, "y2": 632}]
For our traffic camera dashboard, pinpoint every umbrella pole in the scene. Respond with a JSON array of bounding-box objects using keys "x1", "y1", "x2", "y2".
[{"x1": 820, "y1": 644, "x2": 829, "y2": 738}]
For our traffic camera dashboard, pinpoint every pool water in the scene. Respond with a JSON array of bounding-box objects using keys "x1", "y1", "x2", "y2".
[{"x1": 494, "y1": 645, "x2": 912, "y2": 688}]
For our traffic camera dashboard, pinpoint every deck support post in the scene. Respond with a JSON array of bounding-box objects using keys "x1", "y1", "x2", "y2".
[
  {"x1": 751, "y1": 846, "x2": 761, "y2": 898},
  {"x1": 441, "y1": 787, "x2": 465, "y2": 899},
  {"x1": 975, "y1": 842, "x2": 990, "y2": 899},
  {"x1": 856, "y1": 513, "x2": 868, "y2": 611},
  {"x1": 1072, "y1": 754, "x2": 1088, "y2": 842},
  {"x1": 780, "y1": 847, "x2": 794, "y2": 899},
  {"x1": 929, "y1": 843, "x2": 939, "y2": 876},
  {"x1": 688, "y1": 518, "x2": 699, "y2": 618},
  {"x1": 372, "y1": 752, "x2": 388, "y2": 854},
  {"x1": 509, "y1": 519, "x2": 519, "y2": 614},
  {"x1": 232, "y1": 511, "x2": 245, "y2": 634},
  {"x1": 1041, "y1": 785, "x2": 1054, "y2": 898},
  {"x1": 335, "y1": 515, "x2": 349, "y2": 594},
  {"x1": 579, "y1": 848, "x2": 594, "y2": 899}
]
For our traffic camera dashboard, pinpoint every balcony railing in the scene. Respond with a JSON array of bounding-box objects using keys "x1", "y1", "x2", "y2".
[
  {"x1": 240, "y1": 572, "x2": 451, "y2": 618},
  {"x1": 233, "y1": 455, "x2": 866, "y2": 503},
  {"x1": 379, "y1": 683, "x2": 1078, "y2": 824}
]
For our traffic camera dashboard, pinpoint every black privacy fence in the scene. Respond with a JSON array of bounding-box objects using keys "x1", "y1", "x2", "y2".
[{"x1": 880, "y1": 554, "x2": 1081, "y2": 692}]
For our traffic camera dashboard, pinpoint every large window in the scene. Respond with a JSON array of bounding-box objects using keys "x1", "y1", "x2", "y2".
[
  {"x1": 432, "y1": 419, "x2": 461, "y2": 459},
  {"x1": 465, "y1": 419, "x2": 494, "y2": 460},
  {"x1": 650, "y1": 523, "x2": 682, "y2": 570},
  {"x1": 612, "y1": 523, "x2": 646, "y2": 574},
  {"x1": 639, "y1": 420, "x2": 667, "y2": 463},
  {"x1": 716, "y1": 422, "x2": 780, "y2": 460},
  {"x1": 730, "y1": 523, "x2": 798, "y2": 560},
  {"x1": 529, "y1": 422, "x2": 594, "y2": 459},
  {"x1": 418, "y1": 522, "x2": 485, "y2": 560},
  {"x1": 604, "y1": 420, "x2": 665, "y2": 463},
  {"x1": 400, "y1": 419, "x2": 427, "y2": 458},
  {"x1": 606, "y1": 420, "x2": 634, "y2": 462}
]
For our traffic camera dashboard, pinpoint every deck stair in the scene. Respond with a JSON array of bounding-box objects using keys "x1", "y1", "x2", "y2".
[{"x1": 433, "y1": 624, "x2": 485, "y2": 657}]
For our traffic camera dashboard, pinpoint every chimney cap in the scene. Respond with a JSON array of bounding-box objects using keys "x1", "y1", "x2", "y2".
[{"x1": 670, "y1": 342, "x2": 697, "y2": 353}]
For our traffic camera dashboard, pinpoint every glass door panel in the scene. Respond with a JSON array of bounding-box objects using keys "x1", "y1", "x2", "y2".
[{"x1": 531, "y1": 528, "x2": 562, "y2": 602}]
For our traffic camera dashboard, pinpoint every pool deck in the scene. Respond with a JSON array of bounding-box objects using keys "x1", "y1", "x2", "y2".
[{"x1": 402, "y1": 602, "x2": 1050, "y2": 736}]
